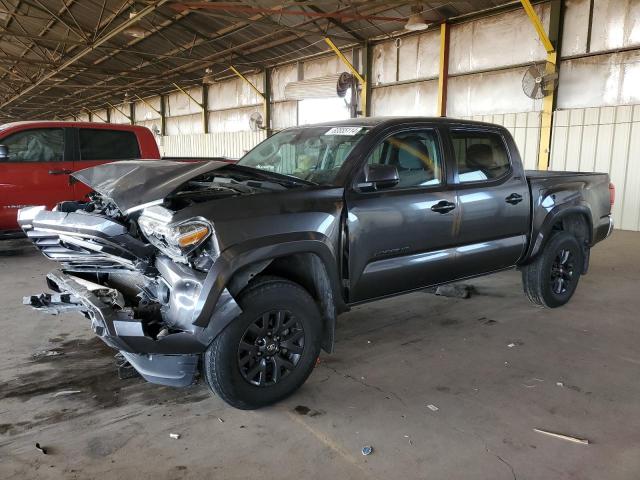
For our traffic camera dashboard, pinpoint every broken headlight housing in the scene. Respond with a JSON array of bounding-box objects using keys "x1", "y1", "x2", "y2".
[{"x1": 137, "y1": 206, "x2": 217, "y2": 264}]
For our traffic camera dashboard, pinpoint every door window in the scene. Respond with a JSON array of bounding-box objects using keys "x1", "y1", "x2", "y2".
[
  {"x1": 366, "y1": 130, "x2": 442, "y2": 189},
  {"x1": 0, "y1": 128, "x2": 64, "y2": 162},
  {"x1": 450, "y1": 130, "x2": 510, "y2": 183},
  {"x1": 79, "y1": 129, "x2": 140, "y2": 161}
]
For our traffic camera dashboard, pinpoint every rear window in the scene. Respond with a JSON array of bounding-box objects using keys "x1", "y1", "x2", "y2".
[
  {"x1": 79, "y1": 128, "x2": 140, "y2": 161},
  {"x1": 451, "y1": 130, "x2": 510, "y2": 183}
]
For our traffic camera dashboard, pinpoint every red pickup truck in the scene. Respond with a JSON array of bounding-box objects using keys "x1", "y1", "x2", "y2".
[{"x1": 0, "y1": 121, "x2": 160, "y2": 235}]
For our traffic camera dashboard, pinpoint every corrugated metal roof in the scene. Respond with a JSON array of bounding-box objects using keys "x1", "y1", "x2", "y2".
[{"x1": 0, "y1": 0, "x2": 516, "y2": 121}]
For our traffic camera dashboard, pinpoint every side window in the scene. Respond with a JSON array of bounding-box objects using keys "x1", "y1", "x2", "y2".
[
  {"x1": 0, "y1": 128, "x2": 64, "y2": 162},
  {"x1": 450, "y1": 130, "x2": 510, "y2": 183},
  {"x1": 79, "y1": 129, "x2": 140, "y2": 161},
  {"x1": 366, "y1": 130, "x2": 442, "y2": 188}
]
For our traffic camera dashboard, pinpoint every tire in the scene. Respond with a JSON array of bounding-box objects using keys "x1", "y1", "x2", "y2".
[
  {"x1": 203, "y1": 276, "x2": 322, "y2": 409},
  {"x1": 522, "y1": 231, "x2": 584, "y2": 308}
]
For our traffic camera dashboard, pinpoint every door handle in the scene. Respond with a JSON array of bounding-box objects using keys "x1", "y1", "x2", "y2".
[
  {"x1": 505, "y1": 193, "x2": 523, "y2": 205},
  {"x1": 431, "y1": 200, "x2": 456, "y2": 214},
  {"x1": 48, "y1": 169, "x2": 73, "y2": 175}
]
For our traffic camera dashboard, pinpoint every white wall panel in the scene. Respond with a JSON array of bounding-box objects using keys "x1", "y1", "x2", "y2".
[
  {"x1": 561, "y1": 0, "x2": 590, "y2": 56},
  {"x1": 271, "y1": 64, "x2": 298, "y2": 101},
  {"x1": 134, "y1": 97, "x2": 161, "y2": 121},
  {"x1": 272, "y1": 101, "x2": 297, "y2": 130},
  {"x1": 208, "y1": 73, "x2": 263, "y2": 110},
  {"x1": 162, "y1": 131, "x2": 266, "y2": 159},
  {"x1": 550, "y1": 105, "x2": 640, "y2": 231},
  {"x1": 110, "y1": 104, "x2": 131, "y2": 124},
  {"x1": 371, "y1": 80, "x2": 438, "y2": 116},
  {"x1": 447, "y1": 67, "x2": 542, "y2": 117},
  {"x1": 557, "y1": 50, "x2": 640, "y2": 109},
  {"x1": 304, "y1": 53, "x2": 351, "y2": 80},
  {"x1": 208, "y1": 106, "x2": 261, "y2": 133},
  {"x1": 590, "y1": 0, "x2": 640, "y2": 52},
  {"x1": 397, "y1": 30, "x2": 440, "y2": 82},
  {"x1": 166, "y1": 113, "x2": 202, "y2": 135},
  {"x1": 92, "y1": 109, "x2": 108, "y2": 123},
  {"x1": 449, "y1": 5, "x2": 548, "y2": 75},
  {"x1": 77, "y1": 112, "x2": 90, "y2": 122},
  {"x1": 166, "y1": 87, "x2": 202, "y2": 117},
  {"x1": 372, "y1": 41, "x2": 398, "y2": 85}
]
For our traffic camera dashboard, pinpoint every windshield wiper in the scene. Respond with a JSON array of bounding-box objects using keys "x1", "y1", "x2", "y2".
[{"x1": 229, "y1": 164, "x2": 318, "y2": 187}]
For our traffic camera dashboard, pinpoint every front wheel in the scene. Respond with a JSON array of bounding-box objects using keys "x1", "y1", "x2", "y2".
[
  {"x1": 522, "y1": 231, "x2": 584, "y2": 308},
  {"x1": 203, "y1": 277, "x2": 322, "y2": 409}
]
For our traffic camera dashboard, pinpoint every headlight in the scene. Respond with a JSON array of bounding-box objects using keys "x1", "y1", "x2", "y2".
[{"x1": 138, "y1": 206, "x2": 217, "y2": 263}]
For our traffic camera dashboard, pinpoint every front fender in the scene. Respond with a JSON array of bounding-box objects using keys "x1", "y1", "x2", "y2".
[{"x1": 192, "y1": 232, "x2": 342, "y2": 332}]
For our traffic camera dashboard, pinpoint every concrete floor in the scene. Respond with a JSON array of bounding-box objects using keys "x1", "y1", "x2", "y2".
[{"x1": 1, "y1": 232, "x2": 639, "y2": 480}]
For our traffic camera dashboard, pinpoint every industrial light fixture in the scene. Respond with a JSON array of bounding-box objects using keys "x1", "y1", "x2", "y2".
[
  {"x1": 405, "y1": 4, "x2": 429, "y2": 31},
  {"x1": 203, "y1": 67, "x2": 216, "y2": 85},
  {"x1": 123, "y1": 9, "x2": 147, "y2": 37}
]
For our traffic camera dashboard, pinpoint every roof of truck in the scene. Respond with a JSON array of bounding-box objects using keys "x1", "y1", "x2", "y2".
[
  {"x1": 0, "y1": 121, "x2": 152, "y2": 132},
  {"x1": 307, "y1": 116, "x2": 504, "y2": 129}
]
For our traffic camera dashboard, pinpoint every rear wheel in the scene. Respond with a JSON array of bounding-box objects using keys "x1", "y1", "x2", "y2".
[
  {"x1": 203, "y1": 277, "x2": 322, "y2": 409},
  {"x1": 522, "y1": 231, "x2": 584, "y2": 308}
]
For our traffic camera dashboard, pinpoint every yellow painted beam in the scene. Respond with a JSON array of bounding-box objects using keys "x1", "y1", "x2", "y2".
[
  {"x1": 520, "y1": 0, "x2": 554, "y2": 53},
  {"x1": 437, "y1": 23, "x2": 450, "y2": 117},
  {"x1": 229, "y1": 66, "x2": 265, "y2": 100},
  {"x1": 538, "y1": 51, "x2": 557, "y2": 170}
]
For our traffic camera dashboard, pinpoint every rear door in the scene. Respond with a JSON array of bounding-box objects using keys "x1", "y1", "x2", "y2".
[
  {"x1": 346, "y1": 126, "x2": 459, "y2": 302},
  {"x1": 72, "y1": 127, "x2": 142, "y2": 201},
  {"x1": 0, "y1": 127, "x2": 72, "y2": 231},
  {"x1": 446, "y1": 127, "x2": 530, "y2": 277}
]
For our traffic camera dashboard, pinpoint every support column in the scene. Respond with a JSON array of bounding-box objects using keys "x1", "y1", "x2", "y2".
[
  {"x1": 437, "y1": 23, "x2": 450, "y2": 117},
  {"x1": 160, "y1": 95, "x2": 166, "y2": 136},
  {"x1": 263, "y1": 68, "x2": 272, "y2": 137},
  {"x1": 201, "y1": 84, "x2": 209, "y2": 134},
  {"x1": 362, "y1": 41, "x2": 372, "y2": 117},
  {"x1": 520, "y1": 0, "x2": 563, "y2": 170}
]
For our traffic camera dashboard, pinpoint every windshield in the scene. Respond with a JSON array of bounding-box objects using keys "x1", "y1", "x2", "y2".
[{"x1": 237, "y1": 126, "x2": 370, "y2": 185}]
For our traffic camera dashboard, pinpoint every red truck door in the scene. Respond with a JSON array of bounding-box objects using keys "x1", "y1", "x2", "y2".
[
  {"x1": 72, "y1": 127, "x2": 144, "y2": 201},
  {"x1": 0, "y1": 127, "x2": 73, "y2": 231}
]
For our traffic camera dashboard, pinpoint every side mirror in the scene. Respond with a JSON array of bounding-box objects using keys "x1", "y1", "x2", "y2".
[
  {"x1": 358, "y1": 164, "x2": 399, "y2": 191},
  {"x1": 0, "y1": 145, "x2": 8, "y2": 160}
]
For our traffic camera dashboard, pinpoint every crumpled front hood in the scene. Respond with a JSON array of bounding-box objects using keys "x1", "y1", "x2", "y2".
[{"x1": 72, "y1": 160, "x2": 228, "y2": 214}]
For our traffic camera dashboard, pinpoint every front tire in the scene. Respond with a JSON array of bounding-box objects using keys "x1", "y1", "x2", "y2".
[
  {"x1": 522, "y1": 231, "x2": 584, "y2": 308},
  {"x1": 203, "y1": 277, "x2": 322, "y2": 409}
]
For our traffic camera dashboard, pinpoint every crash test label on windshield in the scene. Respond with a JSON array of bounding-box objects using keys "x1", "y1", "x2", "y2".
[{"x1": 324, "y1": 126, "x2": 363, "y2": 136}]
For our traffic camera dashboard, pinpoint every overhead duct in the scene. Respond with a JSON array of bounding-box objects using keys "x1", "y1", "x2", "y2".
[{"x1": 284, "y1": 72, "x2": 355, "y2": 100}]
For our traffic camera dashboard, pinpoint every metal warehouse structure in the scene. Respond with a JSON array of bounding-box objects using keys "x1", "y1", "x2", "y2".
[{"x1": 0, "y1": 0, "x2": 639, "y2": 230}]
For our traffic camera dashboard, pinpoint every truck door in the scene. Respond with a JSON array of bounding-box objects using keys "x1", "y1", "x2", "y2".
[
  {"x1": 0, "y1": 127, "x2": 72, "y2": 231},
  {"x1": 345, "y1": 127, "x2": 459, "y2": 302},
  {"x1": 72, "y1": 127, "x2": 142, "y2": 201},
  {"x1": 447, "y1": 127, "x2": 530, "y2": 278}
]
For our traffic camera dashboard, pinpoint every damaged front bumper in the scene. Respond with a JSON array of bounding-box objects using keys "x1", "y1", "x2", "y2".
[{"x1": 20, "y1": 206, "x2": 241, "y2": 388}]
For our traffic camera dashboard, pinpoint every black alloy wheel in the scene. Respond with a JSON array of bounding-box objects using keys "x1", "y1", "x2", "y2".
[{"x1": 237, "y1": 310, "x2": 305, "y2": 387}]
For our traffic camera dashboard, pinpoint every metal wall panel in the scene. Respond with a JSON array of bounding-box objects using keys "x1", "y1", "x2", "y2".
[
  {"x1": 561, "y1": 0, "x2": 590, "y2": 56},
  {"x1": 166, "y1": 87, "x2": 202, "y2": 117},
  {"x1": 463, "y1": 112, "x2": 542, "y2": 170},
  {"x1": 134, "y1": 97, "x2": 161, "y2": 121},
  {"x1": 166, "y1": 113, "x2": 202, "y2": 135},
  {"x1": 208, "y1": 106, "x2": 261, "y2": 133},
  {"x1": 162, "y1": 131, "x2": 266, "y2": 159},
  {"x1": 304, "y1": 52, "x2": 352, "y2": 80},
  {"x1": 397, "y1": 30, "x2": 440, "y2": 82},
  {"x1": 590, "y1": 0, "x2": 640, "y2": 52},
  {"x1": 557, "y1": 50, "x2": 640, "y2": 109},
  {"x1": 271, "y1": 63, "x2": 298, "y2": 101},
  {"x1": 372, "y1": 41, "x2": 398, "y2": 85},
  {"x1": 272, "y1": 101, "x2": 297, "y2": 130},
  {"x1": 207, "y1": 73, "x2": 264, "y2": 110},
  {"x1": 449, "y1": 5, "x2": 548, "y2": 75},
  {"x1": 550, "y1": 105, "x2": 640, "y2": 231},
  {"x1": 371, "y1": 80, "x2": 438, "y2": 116},
  {"x1": 447, "y1": 67, "x2": 543, "y2": 117},
  {"x1": 109, "y1": 104, "x2": 130, "y2": 124}
]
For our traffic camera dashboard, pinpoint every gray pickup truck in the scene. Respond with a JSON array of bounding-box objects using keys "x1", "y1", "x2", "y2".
[{"x1": 20, "y1": 117, "x2": 614, "y2": 409}]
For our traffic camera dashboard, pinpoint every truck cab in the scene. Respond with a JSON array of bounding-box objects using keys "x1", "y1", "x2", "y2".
[{"x1": 0, "y1": 121, "x2": 160, "y2": 234}]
